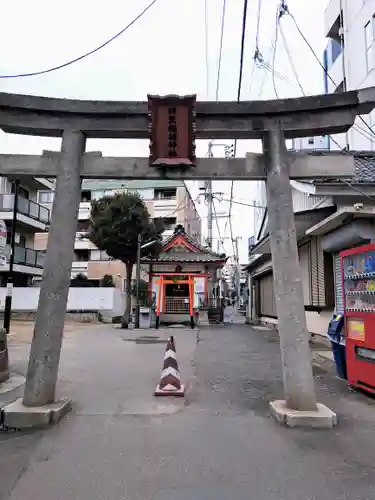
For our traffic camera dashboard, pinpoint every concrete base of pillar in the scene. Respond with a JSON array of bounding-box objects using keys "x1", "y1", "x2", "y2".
[
  {"x1": 269, "y1": 400, "x2": 337, "y2": 428},
  {"x1": 198, "y1": 310, "x2": 209, "y2": 326},
  {"x1": 2, "y1": 397, "x2": 72, "y2": 429}
]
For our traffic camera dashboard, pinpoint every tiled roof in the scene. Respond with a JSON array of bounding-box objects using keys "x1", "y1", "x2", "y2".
[
  {"x1": 353, "y1": 155, "x2": 375, "y2": 182},
  {"x1": 143, "y1": 252, "x2": 226, "y2": 263},
  {"x1": 162, "y1": 230, "x2": 206, "y2": 252},
  {"x1": 143, "y1": 225, "x2": 226, "y2": 264},
  {"x1": 314, "y1": 153, "x2": 375, "y2": 184}
]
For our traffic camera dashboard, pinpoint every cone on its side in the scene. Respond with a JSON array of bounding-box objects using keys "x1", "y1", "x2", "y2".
[{"x1": 154, "y1": 336, "x2": 185, "y2": 397}]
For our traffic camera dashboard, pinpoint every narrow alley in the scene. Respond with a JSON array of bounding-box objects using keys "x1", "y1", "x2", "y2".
[{"x1": 1, "y1": 323, "x2": 375, "y2": 499}]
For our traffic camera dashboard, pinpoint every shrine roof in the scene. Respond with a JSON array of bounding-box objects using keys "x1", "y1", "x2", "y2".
[
  {"x1": 141, "y1": 224, "x2": 226, "y2": 264},
  {"x1": 145, "y1": 252, "x2": 225, "y2": 263}
]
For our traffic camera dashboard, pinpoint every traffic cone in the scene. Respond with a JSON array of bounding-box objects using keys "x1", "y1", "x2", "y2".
[{"x1": 154, "y1": 336, "x2": 185, "y2": 397}]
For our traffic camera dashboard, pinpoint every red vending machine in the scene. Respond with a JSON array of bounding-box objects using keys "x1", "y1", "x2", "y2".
[{"x1": 341, "y1": 244, "x2": 375, "y2": 393}]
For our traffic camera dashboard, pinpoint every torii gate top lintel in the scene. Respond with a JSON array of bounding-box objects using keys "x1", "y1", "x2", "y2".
[{"x1": 0, "y1": 88, "x2": 374, "y2": 140}]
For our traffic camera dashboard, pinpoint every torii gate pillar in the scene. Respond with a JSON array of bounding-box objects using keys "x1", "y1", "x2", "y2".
[
  {"x1": 23, "y1": 130, "x2": 86, "y2": 408},
  {"x1": 264, "y1": 124, "x2": 337, "y2": 427}
]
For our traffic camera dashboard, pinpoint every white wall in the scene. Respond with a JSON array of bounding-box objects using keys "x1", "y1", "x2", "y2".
[
  {"x1": 305, "y1": 309, "x2": 334, "y2": 337},
  {"x1": 259, "y1": 310, "x2": 333, "y2": 338},
  {"x1": 0, "y1": 287, "x2": 125, "y2": 316},
  {"x1": 325, "y1": 0, "x2": 375, "y2": 151},
  {"x1": 253, "y1": 181, "x2": 267, "y2": 241}
]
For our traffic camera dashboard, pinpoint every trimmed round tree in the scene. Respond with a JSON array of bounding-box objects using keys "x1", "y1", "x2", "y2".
[{"x1": 88, "y1": 192, "x2": 161, "y2": 328}]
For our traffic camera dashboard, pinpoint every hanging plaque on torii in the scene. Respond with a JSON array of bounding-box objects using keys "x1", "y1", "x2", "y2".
[{"x1": 148, "y1": 94, "x2": 196, "y2": 167}]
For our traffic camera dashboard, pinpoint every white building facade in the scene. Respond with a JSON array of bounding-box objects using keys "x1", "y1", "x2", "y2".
[
  {"x1": 0, "y1": 176, "x2": 52, "y2": 286},
  {"x1": 35, "y1": 180, "x2": 201, "y2": 288},
  {"x1": 247, "y1": 2, "x2": 375, "y2": 335},
  {"x1": 324, "y1": 0, "x2": 375, "y2": 150}
]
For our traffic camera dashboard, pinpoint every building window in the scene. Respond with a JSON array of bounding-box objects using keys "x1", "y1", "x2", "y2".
[
  {"x1": 74, "y1": 250, "x2": 89, "y2": 262},
  {"x1": 11, "y1": 183, "x2": 29, "y2": 199},
  {"x1": 90, "y1": 249, "x2": 110, "y2": 261},
  {"x1": 158, "y1": 217, "x2": 176, "y2": 231},
  {"x1": 137, "y1": 188, "x2": 154, "y2": 200},
  {"x1": 38, "y1": 191, "x2": 54, "y2": 204},
  {"x1": 154, "y1": 188, "x2": 176, "y2": 200},
  {"x1": 81, "y1": 190, "x2": 92, "y2": 202},
  {"x1": 77, "y1": 220, "x2": 89, "y2": 232},
  {"x1": 365, "y1": 20, "x2": 373, "y2": 73},
  {"x1": 91, "y1": 190, "x2": 106, "y2": 201}
]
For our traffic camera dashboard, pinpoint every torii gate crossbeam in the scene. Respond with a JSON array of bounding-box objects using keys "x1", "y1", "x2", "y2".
[{"x1": 2, "y1": 89, "x2": 374, "y2": 429}]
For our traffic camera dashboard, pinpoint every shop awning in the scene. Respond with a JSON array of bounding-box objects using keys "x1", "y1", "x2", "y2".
[
  {"x1": 320, "y1": 219, "x2": 375, "y2": 253},
  {"x1": 306, "y1": 206, "x2": 375, "y2": 237},
  {"x1": 250, "y1": 208, "x2": 333, "y2": 255}
]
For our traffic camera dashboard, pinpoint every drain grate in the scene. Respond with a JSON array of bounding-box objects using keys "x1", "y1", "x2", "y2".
[{"x1": 123, "y1": 337, "x2": 168, "y2": 345}]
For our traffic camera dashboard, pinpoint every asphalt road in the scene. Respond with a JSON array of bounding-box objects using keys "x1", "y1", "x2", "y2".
[{"x1": 2, "y1": 322, "x2": 375, "y2": 499}]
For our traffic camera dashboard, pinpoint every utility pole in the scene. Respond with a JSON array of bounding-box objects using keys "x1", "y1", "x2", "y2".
[
  {"x1": 134, "y1": 233, "x2": 142, "y2": 329},
  {"x1": 229, "y1": 236, "x2": 242, "y2": 306},
  {"x1": 134, "y1": 237, "x2": 159, "y2": 329},
  {"x1": 204, "y1": 142, "x2": 234, "y2": 250},
  {"x1": 3, "y1": 177, "x2": 20, "y2": 334},
  {"x1": 234, "y1": 237, "x2": 241, "y2": 303},
  {"x1": 206, "y1": 142, "x2": 214, "y2": 249}
]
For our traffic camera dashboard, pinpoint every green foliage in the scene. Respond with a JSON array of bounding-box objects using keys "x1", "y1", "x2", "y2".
[
  {"x1": 100, "y1": 274, "x2": 115, "y2": 287},
  {"x1": 71, "y1": 273, "x2": 93, "y2": 287},
  {"x1": 88, "y1": 192, "x2": 162, "y2": 265},
  {"x1": 131, "y1": 279, "x2": 148, "y2": 296},
  {"x1": 131, "y1": 279, "x2": 150, "y2": 306}
]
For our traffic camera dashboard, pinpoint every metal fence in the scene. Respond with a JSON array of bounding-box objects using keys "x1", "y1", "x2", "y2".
[
  {"x1": 165, "y1": 297, "x2": 190, "y2": 313},
  {"x1": 0, "y1": 194, "x2": 50, "y2": 223}
]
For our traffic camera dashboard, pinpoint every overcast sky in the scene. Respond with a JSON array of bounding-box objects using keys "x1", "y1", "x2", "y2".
[{"x1": 0, "y1": 0, "x2": 329, "y2": 262}]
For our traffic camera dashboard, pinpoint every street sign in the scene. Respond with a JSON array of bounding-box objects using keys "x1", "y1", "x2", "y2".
[{"x1": 0, "y1": 220, "x2": 7, "y2": 251}]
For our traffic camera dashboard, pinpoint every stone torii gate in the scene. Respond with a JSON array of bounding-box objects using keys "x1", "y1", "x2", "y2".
[{"x1": 1, "y1": 88, "x2": 374, "y2": 429}]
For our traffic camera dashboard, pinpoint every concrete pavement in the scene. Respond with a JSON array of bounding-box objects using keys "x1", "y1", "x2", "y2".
[{"x1": 2, "y1": 323, "x2": 375, "y2": 499}]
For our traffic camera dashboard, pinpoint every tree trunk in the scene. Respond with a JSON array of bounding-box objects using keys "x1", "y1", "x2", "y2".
[{"x1": 121, "y1": 262, "x2": 133, "y2": 329}]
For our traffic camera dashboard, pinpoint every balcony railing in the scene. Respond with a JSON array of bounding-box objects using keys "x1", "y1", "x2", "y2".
[
  {"x1": 11, "y1": 245, "x2": 46, "y2": 268},
  {"x1": 0, "y1": 194, "x2": 50, "y2": 224}
]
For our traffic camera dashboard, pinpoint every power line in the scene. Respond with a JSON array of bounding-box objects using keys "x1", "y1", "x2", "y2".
[
  {"x1": 212, "y1": 200, "x2": 226, "y2": 252},
  {"x1": 271, "y1": 4, "x2": 282, "y2": 98},
  {"x1": 274, "y1": 11, "x2": 375, "y2": 206},
  {"x1": 215, "y1": 0, "x2": 228, "y2": 101},
  {"x1": 271, "y1": 1, "x2": 289, "y2": 98},
  {"x1": 214, "y1": 195, "x2": 266, "y2": 209},
  {"x1": 236, "y1": 0, "x2": 249, "y2": 104},
  {"x1": 257, "y1": 41, "x2": 275, "y2": 98},
  {"x1": 325, "y1": 136, "x2": 375, "y2": 204},
  {"x1": 248, "y1": 0, "x2": 262, "y2": 100},
  {"x1": 0, "y1": 0, "x2": 158, "y2": 79},
  {"x1": 204, "y1": 0, "x2": 210, "y2": 98},
  {"x1": 287, "y1": 8, "x2": 375, "y2": 144},
  {"x1": 279, "y1": 22, "x2": 304, "y2": 95},
  {"x1": 229, "y1": 0, "x2": 249, "y2": 260},
  {"x1": 206, "y1": 1, "x2": 228, "y2": 253}
]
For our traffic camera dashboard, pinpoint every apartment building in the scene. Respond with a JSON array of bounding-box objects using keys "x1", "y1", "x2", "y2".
[
  {"x1": 247, "y1": 2, "x2": 375, "y2": 335},
  {"x1": 324, "y1": 0, "x2": 375, "y2": 150},
  {"x1": 0, "y1": 176, "x2": 52, "y2": 286},
  {"x1": 35, "y1": 179, "x2": 201, "y2": 287}
]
